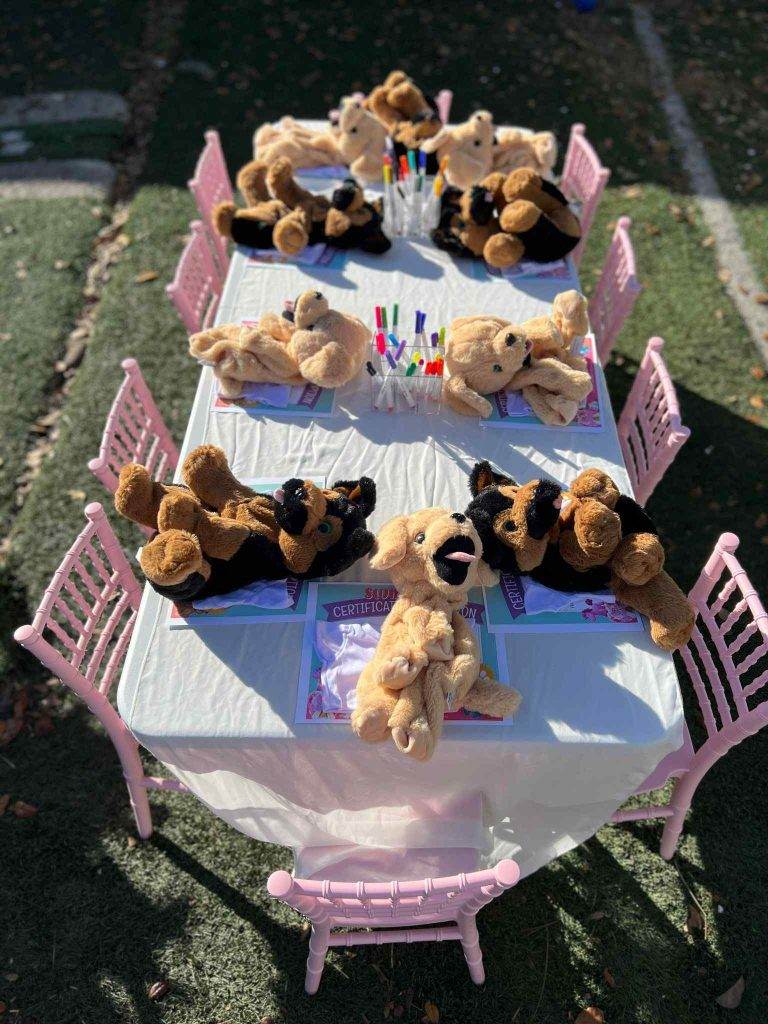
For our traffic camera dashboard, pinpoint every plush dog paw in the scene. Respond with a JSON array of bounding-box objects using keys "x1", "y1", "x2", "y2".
[
  {"x1": 378, "y1": 651, "x2": 427, "y2": 687},
  {"x1": 351, "y1": 704, "x2": 391, "y2": 743},
  {"x1": 140, "y1": 529, "x2": 206, "y2": 587},
  {"x1": 423, "y1": 630, "x2": 454, "y2": 662},
  {"x1": 392, "y1": 715, "x2": 435, "y2": 761}
]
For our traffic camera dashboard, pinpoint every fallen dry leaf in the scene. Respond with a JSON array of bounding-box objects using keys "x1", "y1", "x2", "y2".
[
  {"x1": 743, "y1": 173, "x2": 763, "y2": 194},
  {"x1": 645, "y1": 222, "x2": 661, "y2": 236},
  {"x1": 11, "y1": 800, "x2": 38, "y2": 819},
  {"x1": 587, "y1": 911, "x2": 606, "y2": 921},
  {"x1": 685, "y1": 904, "x2": 704, "y2": 934},
  {"x1": 148, "y1": 979, "x2": 170, "y2": 1001},
  {"x1": 750, "y1": 365, "x2": 766, "y2": 380},
  {"x1": 575, "y1": 1008, "x2": 604, "y2": 1024},
  {"x1": 127, "y1": 835, "x2": 138, "y2": 848},
  {"x1": 749, "y1": 394, "x2": 765, "y2": 409},
  {"x1": 3, "y1": 973, "x2": 19, "y2": 982},
  {"x1": 135, "y1": 270, "x2": 159, "y2": 284},
  {"x1": 67, "y1": 489, "x2": 87, "y2": 501},
  {"x1": 0, "y1": 793, "x2": 10, "y2": 815},
  {"x1": 755, "y1": 292, "x2": 768, "y2": 305},
  {"x1": 717, "y1": 268, "x2": 732, "y2": 284},
  {"x1": 623, "y1": 184, "x2": 643, "y2": 199},
  {"x1": 701, "y1": 234, "x2": 715, "y2": 248},
  {"x1": 716, "y1": 976, "x2": 745, "y2": 1009},
  {"x1": 422, "y1": 1001, "x2": 439, "y2": 1023}
]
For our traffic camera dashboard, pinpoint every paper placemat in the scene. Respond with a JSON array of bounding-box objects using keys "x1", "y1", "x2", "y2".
[
  {"x1": 484, "y1": 572, "x2": 644, "y2": 634},
  {"x1": 295, "y1": 582, "x2": 510, "y2": 723}
]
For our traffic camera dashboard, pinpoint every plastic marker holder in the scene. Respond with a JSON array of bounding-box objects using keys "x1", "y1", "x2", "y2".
[{"x1": 370, "y1": 307, "x2": 443, "y2": 415}]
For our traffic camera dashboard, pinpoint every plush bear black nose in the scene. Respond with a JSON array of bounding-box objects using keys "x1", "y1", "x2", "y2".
[
  {"x1": 315, "y1": 291, "x2": 322, "y2": 299},
  {"x1": 451, "y1": 512, "x2": 466, "y2": 523}
]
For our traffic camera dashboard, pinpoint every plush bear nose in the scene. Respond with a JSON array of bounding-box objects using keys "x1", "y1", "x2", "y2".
[
  {"x1": 315, "y1": 291, "x2": 322, "y2": 299},
  {"x1": 451, "y1": 512, "x2": 466, "y2": 523}
]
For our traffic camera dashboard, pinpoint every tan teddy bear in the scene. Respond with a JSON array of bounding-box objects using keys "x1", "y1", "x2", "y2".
[
  {"x1": 252, "y1": 115, "x2": 343, "y2": 170},
  {"x1": 492, "y1": 128, "x2": 558, "y2": 180},
  {"x1": 336, "y1": 96, "x2": 388, "y2": 183},
  {"x1": 443, "y1": 292, "x2": 592, "y2": 423},
  {"x1": 351, "y1": 507, "x2": 521, "y2": 761},
  {"x1": 420, "y1": 111, "x2": 496, "y2": 190},
  {"x1": 189, "y1": 290, "x2": 371, "y2": 394}
]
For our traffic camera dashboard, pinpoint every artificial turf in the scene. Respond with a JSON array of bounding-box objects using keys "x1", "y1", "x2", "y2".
[{"x1": 1, "y1": 3, "x2": 767, "y2": 1022}]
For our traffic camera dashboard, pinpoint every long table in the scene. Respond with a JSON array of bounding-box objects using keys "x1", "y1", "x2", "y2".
[{"x1": 117, "y1": 235, "x2": 683, "y2": 879}]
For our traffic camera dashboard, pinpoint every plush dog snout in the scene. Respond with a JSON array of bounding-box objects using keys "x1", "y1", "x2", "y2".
[{"x1": 451, "y1": 512, "x2": 466, "y2": 523}]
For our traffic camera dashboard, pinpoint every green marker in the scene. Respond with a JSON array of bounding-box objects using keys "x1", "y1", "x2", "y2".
[
  {"x1": 381, "y1": 306, "x2": 388, "y2": 331},
  {"x1": 392, "y1": 302, "x2": 399, "y2": 331}
]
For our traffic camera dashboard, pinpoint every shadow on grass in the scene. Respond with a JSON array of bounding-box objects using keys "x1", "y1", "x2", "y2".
[{"x1": 0, "y1": 706, "x2": 191, "y2": 1024}]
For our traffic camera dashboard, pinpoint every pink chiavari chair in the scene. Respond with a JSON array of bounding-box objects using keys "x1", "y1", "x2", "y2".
[
  {"x1": 560, "y1": 122, "x2": 611, "y2": 268},
  {"x1": 613, "y1": 533, "x2": 768, "y2": 859},
  {"x1": 88, "y1": 358, "x2": 178, "y2": 527},
  {"x1": 589, "y1": 216, "x2": 642, "y2": 365},
  {"x1": 187, "y1": 128, "x2": 232, "y2": 276},
  {"x1": 617, "y1": 337, "x2": 690, "y2": 506},
  {"x1": 166, "y1": 220, "x2": 222, "y2": 334},
  {"x1": 268, "y1": 858, "x2": 519, "y2": 994},
  {"x1": 435, "y1": 88, "x2": 453, "y2": 124},
  {"x1": 14, "y1": 503, "x2": 188, "y2": 839}
]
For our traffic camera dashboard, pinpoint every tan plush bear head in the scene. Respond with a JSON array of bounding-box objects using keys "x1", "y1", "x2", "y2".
[
  {"x1": 492, "y1": 128, "x2": 558, "y2": 179},
  {"x1": 283, "y1": 290, "x2": 371, "y2": 388},
  {"x1": 370, "y1": 507, "x2": 495, "y2": 601},
  {"x1": 443, "y1": 315, "x2": 533, "y2": 416},
  {"x1": 337, "y1": 97, "x2": 387, "y2": 170},
  {"x1": 421, "y1": 111, "x2": 496, "y2": 190}
]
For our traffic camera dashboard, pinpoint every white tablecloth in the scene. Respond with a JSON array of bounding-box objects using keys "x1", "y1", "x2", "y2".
[{"x1": 117, "y1": 237, "x2": 683, "y2": 879}]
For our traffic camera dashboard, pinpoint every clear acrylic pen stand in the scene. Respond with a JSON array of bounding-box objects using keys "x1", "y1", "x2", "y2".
[{"x1": 369, "y1": 343, "x2": 443, "y2": 415}]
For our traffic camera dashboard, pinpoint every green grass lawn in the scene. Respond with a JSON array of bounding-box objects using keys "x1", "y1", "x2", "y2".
[{"x1": 2, "y1": 2, "x2": 768, "y2": 1022}]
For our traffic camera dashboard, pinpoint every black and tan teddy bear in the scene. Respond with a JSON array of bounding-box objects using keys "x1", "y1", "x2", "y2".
[
  {"x1": 114, "y1": 444, "x2": 376, "y2": 602},
  {"x1": 366, "y1": 69, "x2": 443, "y2": 174},
  {"x1": 433, "y1": 167, "x2": 581, "y2": 269},
  {"x1": 465, "y1": 461, "x2": 695, "y2": 651},
  {"x1": 214, "y1": 158, "x2": 390, "y2": 256}
]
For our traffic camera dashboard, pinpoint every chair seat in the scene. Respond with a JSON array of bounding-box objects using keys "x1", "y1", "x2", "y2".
[
  {"x1": 295, "y1": 845, "x2": 481, "y2": 884},
  {"x1": 632, "y1": 724, "x2": 694, "y2": 794}
]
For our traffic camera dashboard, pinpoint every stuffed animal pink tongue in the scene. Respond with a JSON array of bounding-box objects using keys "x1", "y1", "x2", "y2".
[{"x1": 444, "y1": 551, "x2": 477, "y2": 563}]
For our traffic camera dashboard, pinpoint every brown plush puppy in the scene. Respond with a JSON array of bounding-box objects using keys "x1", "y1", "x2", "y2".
[
  {"x1": 367, "y1": 70, "x2": 441, "y2": 144},
  {"x1": 213, "y1": 159, "x2": 290, "y2": 250},
  {"x1": 351, "y1": 508, "x2": 521, "y2": 761},
  {"x1": 115, "y1": 445, "x2": 376, "y2": 598},
  {"x1": 466, "y1": 462, "x2": 695, "y2": 652},
  {"x1": 484, "y1": 168, "x2": 581, "y2": 269},
  {"x1": 443, "y1": 292, "x2": 592, "y2": 423},
  {"x1": 189, "y1": 290, "x2": 371, "y2": 393}
]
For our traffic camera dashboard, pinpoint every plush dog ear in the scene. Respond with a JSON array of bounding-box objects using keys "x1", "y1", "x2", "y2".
[
  {"x1": 469, "y1": 460, "x2": 516, "y2": 497},
  {"x1": 273, "y1": 478, "x2": 312, "y2": 535},
  {"x1": 370, "y1": 515, "x2": 409, "y2": 571},
  {"x1": 332, "y1": 477, "x2": 376, "y2": 518}
]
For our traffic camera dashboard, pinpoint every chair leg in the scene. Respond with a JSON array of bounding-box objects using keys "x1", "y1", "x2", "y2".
[
  {"x1": 125, "y1": 777, "x2": 153, "y2": 840},
  {"x1": 457, "y1": 912, "x2": 485, "y2": 985},
  {"x1": 111, "y1": 724, "x2": 154, "y2": 839},
  {"x1": 305, "y1": 922, "x2": 330, "y2": 995},
  {"x1": 659, "y1": 773, "x2": 697, "y2": 860}
]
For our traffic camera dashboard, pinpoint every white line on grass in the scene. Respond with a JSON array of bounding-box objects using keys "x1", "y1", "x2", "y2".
[{"x1": 633, "y1": 3, "x2": 768, "y2": 369}]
